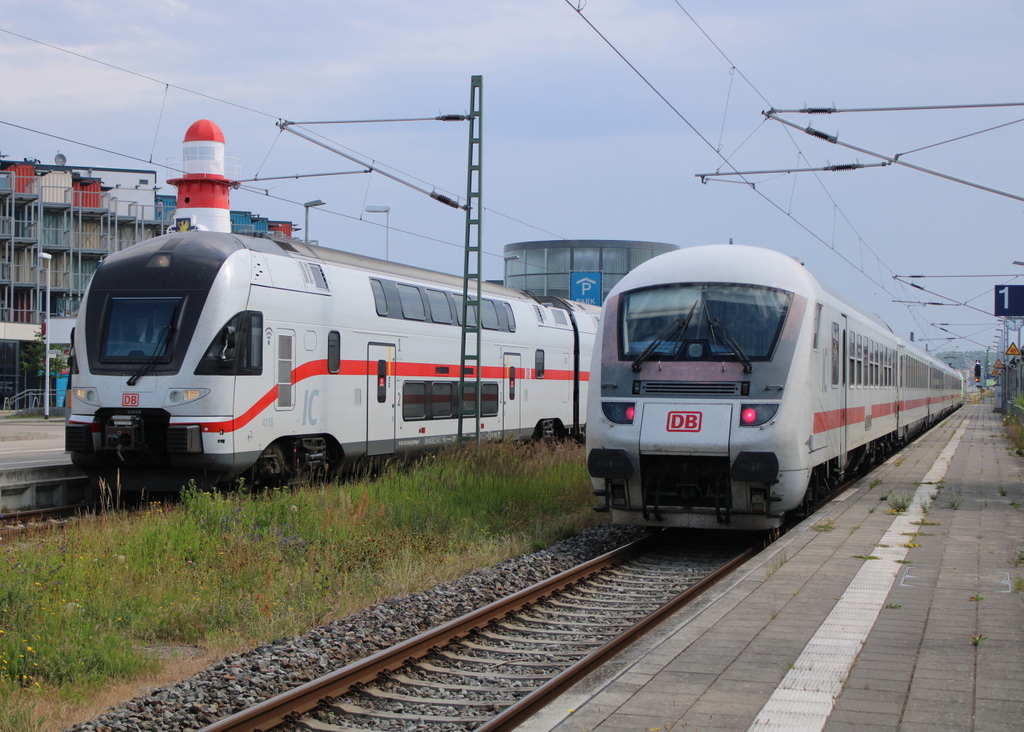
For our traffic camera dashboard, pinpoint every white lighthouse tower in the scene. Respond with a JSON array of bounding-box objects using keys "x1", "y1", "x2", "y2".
[{"x1": 167, "y1": 119, "x2": 237, "y2": 233}]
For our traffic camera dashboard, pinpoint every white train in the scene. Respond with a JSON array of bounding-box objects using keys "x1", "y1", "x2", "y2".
[
  {"x1": 586, "y1": 244, "x2": 963, "y2": 531},
  {"x1": 64, "y1": 231, "x2": 598, "y2": 491}
]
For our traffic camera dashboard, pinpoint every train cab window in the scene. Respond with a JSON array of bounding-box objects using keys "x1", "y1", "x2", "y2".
[
  {"x1": 371, "y1": 279, "x2": 388, "y2": 316},
  {"x1": 327, "y1": 331, "x2": 340, "y2": 374},
  {"x1": 397, "y1": 284, "x2": 426, "y2": 320},
  {"x1": 503, "y1": 303, "x2": 516, "y2": 332},
  {"x1": 403, "y1": 382, "x2": 426, "y2": 420},
  {"x1": 535, "y1": 349, "x2": 545, "y2": 379},
  {"x1": 101, "y1": 296, "x2": 181, "y2": 361},
  {"x1": 195, "y1": 311, "x2": 263, "y2": 375},
  {"x1": 481, "y1": 300, "x2": 499, "y2": 330},
  {"x1": 426, "y1": 289, "x2": 453, "y2": 324},
  {"x1": 619, "y1": 283, "x2": 792, "y2": 364}
]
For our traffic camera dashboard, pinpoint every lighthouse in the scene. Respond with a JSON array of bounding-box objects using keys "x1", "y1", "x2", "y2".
[{"x1": 166, "y1": 119, "x2": 235, "y2": 233}]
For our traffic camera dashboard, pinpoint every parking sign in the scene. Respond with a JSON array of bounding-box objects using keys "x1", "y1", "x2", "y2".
[{"x1": 570, "y1": 271, "x2": 603, "y2": 305}]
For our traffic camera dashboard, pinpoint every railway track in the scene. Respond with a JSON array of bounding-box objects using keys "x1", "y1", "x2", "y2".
[{"x1": 200, "y1": 533, "x2": 757, "y2": 732}]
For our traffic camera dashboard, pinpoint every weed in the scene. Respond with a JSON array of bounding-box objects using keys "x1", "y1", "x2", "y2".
[
  {"x1": 868, "y1": 505, "x2": 877, "y2": 513},
  {"x1": 1013, "y1": 575, "x2": 1024, "y2": 593},
  {"x1": 945, "y1": 492, "x2": 964, "y2": 510},
  {"x1": 1013, "y1": 547, "x2": 1024, "y2": 566},
  {"x1": 811, "y1": 519, "x2": 836, "y2": 532},
  {"x1": 885, "y1": 603, "x2": 902, "y2": 609},
  {"x1": 765, "y1": 553, "x2": 789, "y2": 580},
  {"x1": 970, "y1": 635, "x2": 989, "y2": 646},
  {"x1": 887, "y1": 490, "x2": 915, "y2": 512},
  {"x1": 869, "y1": 478, "x2": 882, "y2": 490},
  {"x1": 854, "y1": 555, "x2": 881, "y2": 560},
  {"x1": 850, "y1": 524, "x2": 861, "y2": 533},
  {"x1": 999, "y1": 487, "x2": 1008, "y2": 496},
  {"x1": 1011, "y1": 502, "x2": 1021, "y2": 510},
  {"x1": 969, "y1": 593, "x2": 985, "y2": 602}
]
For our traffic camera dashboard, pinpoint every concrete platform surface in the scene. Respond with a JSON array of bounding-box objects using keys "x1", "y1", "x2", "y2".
[{"x1": 519, "y1": 403, "x2": 1024, "y2": 732}]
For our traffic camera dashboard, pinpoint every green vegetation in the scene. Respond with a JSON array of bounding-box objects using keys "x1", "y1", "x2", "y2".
[
  {"x1": 887, "y1": 490, "x2": 915, "y2": 513},
  {"x1": 0, "y1": 439, "x2": 600, "y2": 731}
]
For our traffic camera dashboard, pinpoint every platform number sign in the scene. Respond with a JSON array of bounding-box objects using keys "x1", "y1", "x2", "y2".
[{"x1": 994, "y1": 285, "x2": 1024, "y2": 316}]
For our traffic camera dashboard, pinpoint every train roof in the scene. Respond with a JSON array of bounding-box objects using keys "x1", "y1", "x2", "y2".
[{"x1": 100, "y1": 230, "x2": 597, "y2": 313}]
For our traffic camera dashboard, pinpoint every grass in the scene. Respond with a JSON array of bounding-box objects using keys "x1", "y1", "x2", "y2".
[{"x1": 0, "y1": 438, "x2": 602, "y2": 731}]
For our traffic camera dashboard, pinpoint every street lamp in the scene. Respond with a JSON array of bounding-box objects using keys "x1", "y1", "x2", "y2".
[
  {"x1": 365, "y1": 205, "x2": 391, "y2": 261},
  {"x1": 303, "y1": 199, "x2": 326, "y2": 244},
  {"x1": 38, "y1": 252, "x2": 52, "y2": 419}
]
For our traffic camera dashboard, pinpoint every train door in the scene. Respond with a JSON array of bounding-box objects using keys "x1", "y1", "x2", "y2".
[
  {"x1": 503, "y1": 352, "x2": 522, "y2": 439},
  {"x1": 367, "y1": 343, "x2": 396, "y2": 456},
  {"x1": 838, "y1": 315, "x2": 849, "y2": 464}
]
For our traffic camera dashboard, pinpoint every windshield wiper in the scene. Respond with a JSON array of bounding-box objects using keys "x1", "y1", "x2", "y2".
[
  {"x1": 704, "y1": 303, "x2": 753, "y2": 373},
  {"x1": 126, "y1": 324, "x2": 174, "y2": 386},
  {"x1": 631, "y1": 301, "x2": 697, "y2": 372}
]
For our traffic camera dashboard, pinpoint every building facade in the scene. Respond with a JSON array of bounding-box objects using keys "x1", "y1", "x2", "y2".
[
  {"x1": 503, "y1": 239, "x2": 678, "y2": 305},
  {"x1": 0, "y1": 158, "x2": 292, "y2": 406}
]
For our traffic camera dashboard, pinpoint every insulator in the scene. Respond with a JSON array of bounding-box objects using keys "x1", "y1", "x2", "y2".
[
  {"x1": 431, "y1": 192, "x2": 460, "y2": 208},
  {"x1": 805, "y1": 126, "x2": 838, "y2": 143},
  {"x1": 803, "y1": 107, "x2": 836, "y2": 114},
  {"x1": 827, "y1": 163, "x2": 861, "y2": 172},
  {"x1": 436, "y1": 114, "x2": 469, "y2": 121}
]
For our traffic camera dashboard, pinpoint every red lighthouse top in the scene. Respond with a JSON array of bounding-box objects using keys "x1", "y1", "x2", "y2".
[{"x1": 183, "y1": 119, "x2": 225, "y2": 144}]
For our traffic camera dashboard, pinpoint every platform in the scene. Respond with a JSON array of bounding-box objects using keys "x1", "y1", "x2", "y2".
[{"x1": 520, "y1": 403, "x2": 1024, "y2": 731}]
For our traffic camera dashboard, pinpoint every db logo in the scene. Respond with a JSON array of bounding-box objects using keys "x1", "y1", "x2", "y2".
[
  {"x1": 667, "y1": 411, "x2": 702, "y2": 432},
  {"x1": 122, "y1": 393, "x2": 140, "y2": 407}
]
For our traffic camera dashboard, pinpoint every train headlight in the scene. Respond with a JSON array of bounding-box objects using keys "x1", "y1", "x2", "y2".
[
  {"x1": 73, "y1": 387, "x2": 98, "y2": 406},
  {"x1": 165, "y1": 388, "x2": 210, "y2": 407},
  {"x1": 739, "y1": 403, "x2": 778, "y2": 427},
  {"x1": 601, "y1": 402, "x2": 635, "y2": 424}
]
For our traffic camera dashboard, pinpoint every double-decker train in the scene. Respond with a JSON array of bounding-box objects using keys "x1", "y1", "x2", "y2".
[
  {"x1": 586, "y1": 244, "x2": 963, "y2": 531},
  {"x1": 64, "y1": 231, "x2": 598, "y2": 491}
]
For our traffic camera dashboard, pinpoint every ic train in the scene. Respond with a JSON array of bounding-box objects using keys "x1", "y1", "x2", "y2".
[
  {"x1": 586, "y1": 244, "x2": 963, "y2": 531},
  {"x1": 64, "y1": 231, "x2": 598, "y2": 491}
]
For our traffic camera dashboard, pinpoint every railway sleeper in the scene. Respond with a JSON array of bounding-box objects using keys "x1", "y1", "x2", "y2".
[
  {"x1": 359, "y1": 687, "x2": 522, "y2": 706},
  {"x1": 432, "y1": 649, "x2": 574, "y2": 669},
  {"x1": 475, "y1": 628, "x2": 607, "y2": 647},
  {"x1": 389, "y1": 672, "x2": 537, "y2": 693},
  {"x1": 323, "y1": 701, "x2": 492, "y2": 725},
  {"x1": 417, "y1": 660, "x2": 552, "y2": 681}
]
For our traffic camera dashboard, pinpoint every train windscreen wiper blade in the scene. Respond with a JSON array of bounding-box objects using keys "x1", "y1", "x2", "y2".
[
  {"x1": 705, "y1": 309, "x2": 753, "y2": 373},
  {"x1": 631, "y1": 301, "x2": 697, "y2": 372},
  {"x1": 126, "y1": 324, "x2": 174, "y2": 386}
]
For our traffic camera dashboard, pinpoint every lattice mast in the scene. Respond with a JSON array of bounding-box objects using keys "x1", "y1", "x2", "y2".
[{"x1": 457, "y1": 76, "x2": 483, "y2": 442}]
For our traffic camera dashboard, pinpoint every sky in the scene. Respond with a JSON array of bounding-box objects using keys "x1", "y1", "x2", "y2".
[{"x1": 2, "y1": 0, "x2": 1022, "y2": 363}]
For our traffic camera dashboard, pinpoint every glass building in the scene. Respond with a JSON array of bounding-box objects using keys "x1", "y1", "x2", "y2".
[{"x1": 503, "y1": 239, "x2": 678, "y2": 305}]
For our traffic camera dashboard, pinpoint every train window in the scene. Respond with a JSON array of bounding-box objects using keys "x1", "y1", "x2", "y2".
[
  {"x1": 403, "y1": 382, "x2": 426, "y2": 420},
  {"x1": 195, "y1": 311, "x2": 262, "y2": 375},
  {"x1": 481, "y1": 300, "x2": 499, "y2": 330},
  {"x1": 398, "y1": 284, "x2": 426, "y2": 321},
  {"x1": 371, "y1": 279, "x2": 388, "y2": 316},
  {"x1": 461, "y1": 381, "x2": 476, "y2": 415},
  {"x1": 552, "y1": 308, "x2": 568, "y2": 326},
  {"x1": 426, "y1": 290, "x2": 453, "y2": 324},
  {"x1": 327, "y1": 331, "x2": 340, "y2": 374},
  {"x1": 101, "y1": 296, "x2": 181, "y2": 361},
  {"x1": 481, "y1": 383, "x2": 499, "y2": 417},
  {"x1": 431, "y1": 383, "x2": 453, "y2": 418},
  {"x1": 503, "y1": 303, "x2": 516, "y2": 332},
  {"x1": 533, "y1": 305, "x2": 545, "y2": 323},
  {"x1": 535, "y1": 349, "x2": 545, "y2": 379},
  {"x1": 619, "y1": 283, "x2": 792, "y2": 363},
  {"x1": 277, "y1": 332, "x2": 294, "y2": 409},
  {"x1": 454, "y1": 295, "x2": 478, "y2": 328}
]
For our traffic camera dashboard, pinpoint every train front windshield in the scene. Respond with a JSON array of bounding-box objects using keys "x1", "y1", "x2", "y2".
[
  {"x1": 101, "y1": 297, "x2": 182, "y2": 361},
  {"x1": 620, "y1": 283, "x2": 792, "y2": 363}
]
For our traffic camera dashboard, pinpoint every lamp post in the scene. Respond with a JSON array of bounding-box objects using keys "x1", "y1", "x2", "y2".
[
  {"x1": 38, "y1": 252, "x2": 52, "y2": 419},
  {"x1": 365, "y1": 205, "x2": 391, "y2": 261},
  {"x1": 303, "y1": 199, "x2": 326, "y2": 244}
]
